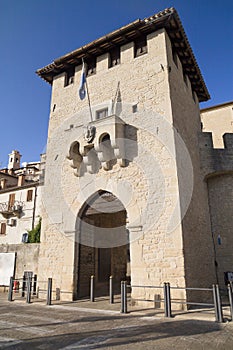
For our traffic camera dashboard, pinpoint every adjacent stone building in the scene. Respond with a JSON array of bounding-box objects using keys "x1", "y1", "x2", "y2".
[
  {"x1": 201, "y1": 101, "x2": 233, "y2": 148},
  {"x1": 6, "y1": 8, "x2": 231, "y2": 304},
  {"x1": 200, "y1": 101, "x2": 233, "y2": 291}
]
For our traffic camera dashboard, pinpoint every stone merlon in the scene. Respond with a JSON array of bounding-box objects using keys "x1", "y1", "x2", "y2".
[{"x1": 199, "y1": 132, "x2": 233, "y2": 177}]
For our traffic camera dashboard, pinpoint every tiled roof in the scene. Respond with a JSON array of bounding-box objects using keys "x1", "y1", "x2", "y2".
[
  {"x1": 36, "y1": 7, "x2": 210, "y2": 102},
  {"x1": 0, "y1": 171, "x2": 17, "y2": 179}
]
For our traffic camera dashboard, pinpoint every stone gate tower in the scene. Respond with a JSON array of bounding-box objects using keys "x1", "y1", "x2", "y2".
[{"x1": 36, "y1": 8, "x2": 233, "y2": 303}]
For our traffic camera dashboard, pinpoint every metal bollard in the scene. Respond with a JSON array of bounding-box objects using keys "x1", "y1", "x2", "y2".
[
  {"x1": 33, "y1": 274, "x2": 37, "y2": 295},
  {"x1": 121, "y1": 281, "x2": 124, "y2": 314},
  {"x1": 213, "y1": 284, "x2": 223, "y2": 322},
  {"x1": 124, "y1": 281, "x2": 127, "y2": 313},
  {"x1": 121, "y1": 281, "x2": 124, "y2": 313},
  {"x1": 47, "y1": 278, "x2": 52, "y2": 305},
  {"x1": 22, "y1": 274, "x2": 26, "y2": 297},
  {"x1": 227, "y1": 284, "x2": 233, "y2": 321},
  {"x1": 213, "y1": 284, "x2": 219, "y2": 322},
  {"x1": 26, "y1": 277, "x2": 32, "y2": 304},
  {"x1": 8, "y1": 277, "x2": 14, "y2": 302},
  {"x1": 166, "y1": 282, "x2": 172, "y2": 318},
  {"x1": 216, "y1": 284, "x2": 223, "y2": 323},
  {"x1": 121, "y1": 281, "x2": 127, "y2": 313},
  {"x1": 164, "y1": 283, "x2": 168, "y2": 317},
  {"x1": 109, "y1": 276, "x2": 114, "y2": 304},
  {"x1": 90, "y1": 275, "x2": 95, "y2": 302}
]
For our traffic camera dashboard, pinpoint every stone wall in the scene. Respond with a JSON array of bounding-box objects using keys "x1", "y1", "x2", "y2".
[
  {"x1": 38, "y1": 25, "x2": 233, "y2": 306},
  {"x1": 38, "y1": 28, "x2": 190, "y2": 303},
  {"x1": 199, "y1": 133, "x2": 233, "y2": 176},
  {"x1": 207, "y1": 174, "x2": 233, "y2": 289},
  {"x1": 166, "y1": 31, "x2": 217, "y2": 297},
  {"x1": 198, "y1": 132, "x2": 233, "y2": 290},
  {"x1": 0, "y1": 243, "x2": 40, "y2": 279}
]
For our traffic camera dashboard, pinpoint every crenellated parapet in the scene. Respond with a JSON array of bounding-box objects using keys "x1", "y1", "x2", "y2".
[{"x1": 199, "y1": 132, "x2": 233, "y2": 178}]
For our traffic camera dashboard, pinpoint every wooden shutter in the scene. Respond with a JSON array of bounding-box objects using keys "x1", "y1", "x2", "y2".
[
  {"x1": 27, "y1": 190, "x2": 33, "y2": 202},
  {"x1": 0, "y1": 223, "x2": 6, "y2": 235},
  {"x1": 8, "y1": 193, "x2": 15, "y2": 209}
]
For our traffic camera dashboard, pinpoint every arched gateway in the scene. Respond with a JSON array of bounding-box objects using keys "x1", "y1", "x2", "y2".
[{"x1": 74, "y1": 190, "x2": 130, "y2": 298}]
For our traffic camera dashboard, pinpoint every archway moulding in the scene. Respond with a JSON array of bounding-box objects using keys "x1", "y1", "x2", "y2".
[{"x1": 75, "y1": 188, "x2": 143, "y2": 230}]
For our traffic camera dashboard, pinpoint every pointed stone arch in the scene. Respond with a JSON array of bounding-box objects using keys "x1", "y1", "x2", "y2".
[{"x1": 74, "y1": 190, "x2": 131, "y2": 298}]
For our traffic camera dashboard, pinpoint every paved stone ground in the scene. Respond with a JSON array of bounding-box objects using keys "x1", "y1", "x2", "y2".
[{"x1": 0, "y1": 293, "x2": 233, "y2": 349}]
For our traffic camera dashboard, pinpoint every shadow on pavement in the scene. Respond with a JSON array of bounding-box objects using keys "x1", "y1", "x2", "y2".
[{"x1": 0, "y1": 319, "x2": 223, "y2": 350}]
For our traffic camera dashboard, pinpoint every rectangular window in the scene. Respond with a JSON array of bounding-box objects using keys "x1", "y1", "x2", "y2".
[
  {"x1": 0, "y1": 223, "x2": 6, "y2": 235},
  {"x1": 86, "y1": 58, "x2": 96, "y2": 76},
  {"x1": 109, "y1": 47, "x2": 120, "y2": 68},
  {"x1": 134, "y1": 36, "x2": 147, "y2": 58},
  {"x1": 64, "y1": 67, "x2": 75, "y2": 87},
  {"x1": 27, "y1": 189, "x2": 33, "y2": 202},
  {"x1": 8, "y1": 193, "x2": 15, "y2": 209},
  {"x1": 96, "y1": 108, "x2": 108, "y2": 120},
  {"x1": 132, "y1": 104, "x2": 138, "y2": 113},
  {"x1": 22, "y1": 233, "x2": 28, "y2": 243}
]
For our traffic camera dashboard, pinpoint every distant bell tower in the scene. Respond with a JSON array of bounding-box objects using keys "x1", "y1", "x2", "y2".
[{"x1": 8, "y1": 150, "x2": 21, "y2": 170}]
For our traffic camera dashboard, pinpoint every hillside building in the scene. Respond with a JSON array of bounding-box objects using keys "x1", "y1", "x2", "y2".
[{"x1": 0, "y1": 152, "x2": 45, "y2": 283}]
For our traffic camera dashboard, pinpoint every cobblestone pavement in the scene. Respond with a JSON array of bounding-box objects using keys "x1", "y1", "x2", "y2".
[{"x1": 0, "y1": 294, "x2": 233, "y2": 349}]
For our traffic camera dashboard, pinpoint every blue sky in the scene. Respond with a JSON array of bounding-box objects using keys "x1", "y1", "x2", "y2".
[{"x1": 0, "y1": 0, "x2": 232, "y2": 166}]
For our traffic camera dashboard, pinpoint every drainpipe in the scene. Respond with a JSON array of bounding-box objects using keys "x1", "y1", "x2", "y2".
[
  {"x1": 32, "y1": 186, "x2": 38, "y2": 230},
  {"x1": 206, "y1": 180, "x2": 219, "y2": 285}
]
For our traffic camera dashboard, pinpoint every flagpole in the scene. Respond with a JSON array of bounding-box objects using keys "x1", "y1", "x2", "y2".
[
  {"x1": 85, "y1": 78, "x2": 93, "y2": 122},
  {"x1": 82, "y1": 58, "x2": 93, "y2": 122},
  {"x1": 112, "y1": 81, "x2": 120, "y2": 114}
]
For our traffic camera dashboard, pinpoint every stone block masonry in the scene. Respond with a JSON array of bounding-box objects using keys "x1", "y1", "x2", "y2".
[{"x1": 35, "y1": 9, "x2": 233, "y2": 306}]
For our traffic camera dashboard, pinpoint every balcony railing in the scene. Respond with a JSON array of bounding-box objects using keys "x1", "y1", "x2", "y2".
[{"x1": 0, "y1": 201, "x2": 24, "y2": 218}]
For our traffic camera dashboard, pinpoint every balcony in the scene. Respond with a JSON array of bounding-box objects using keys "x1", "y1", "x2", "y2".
[
  {"x1": 0, "y1": 201, "x2": 24, "y2": 218},
  {"x1": 67, "y1": 115, "x2": 126, "y2": 176}
]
